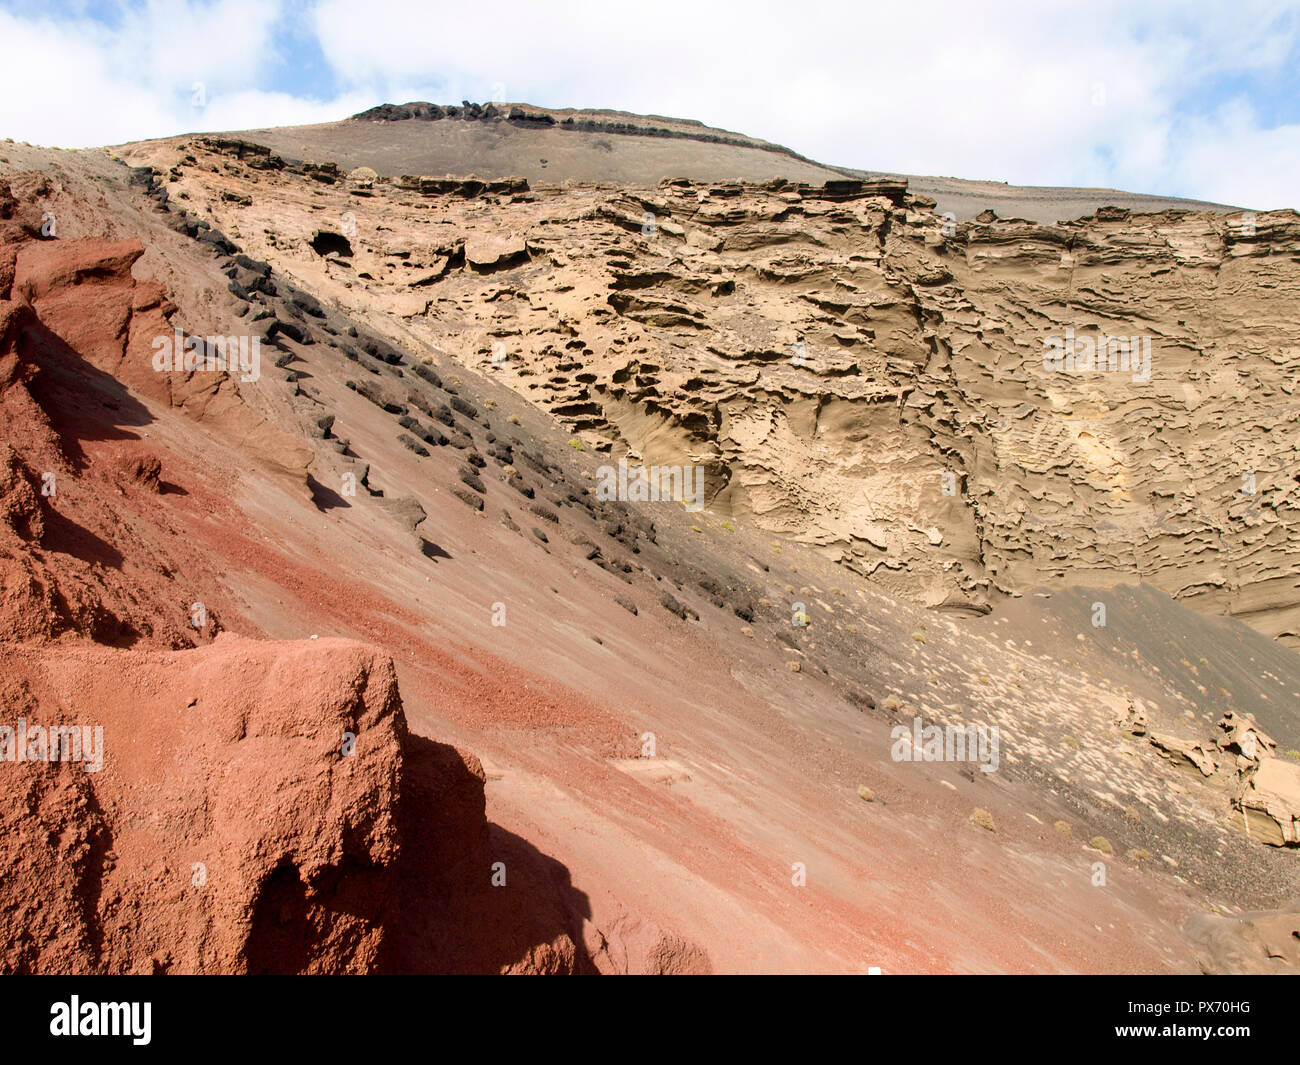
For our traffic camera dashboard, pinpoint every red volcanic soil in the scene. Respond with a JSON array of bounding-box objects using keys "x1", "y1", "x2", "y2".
[{"x1": 0, "y1": 160, "x2": 1276, "y2": 974}]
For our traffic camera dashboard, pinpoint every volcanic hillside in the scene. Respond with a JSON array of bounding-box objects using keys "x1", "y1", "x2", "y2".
[
  {"x1": 0, "y1": 111, "x2": 1296, "y2": 974},
  {"x1": 213, "y1": 102, "x2": 1240, "y2": 221}
]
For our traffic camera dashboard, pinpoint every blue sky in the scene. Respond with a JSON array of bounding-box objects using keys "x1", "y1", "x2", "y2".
[{"x1": 1, "y1": 0, "x2": 1297, "y2": 208}]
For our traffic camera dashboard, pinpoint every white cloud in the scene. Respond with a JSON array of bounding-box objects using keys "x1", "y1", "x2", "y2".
[
  {"x1": 0, "y1": 1, "x2": 293, "y2": 145},
  {"x1": 1171, "y1": 104, "x2": 1300, "y2": 208}
]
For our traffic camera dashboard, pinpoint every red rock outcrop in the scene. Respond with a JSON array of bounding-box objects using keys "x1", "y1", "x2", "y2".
[
  {"x1": 12, "y1": 232, "x2": 310, "y2": 481},
  {"x1": 0, "y1": 636, "x2": 403, "y2": 973}
]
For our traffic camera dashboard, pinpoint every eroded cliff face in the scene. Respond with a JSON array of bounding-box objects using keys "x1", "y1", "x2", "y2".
[{"x1": 131, "y1": 136, "x2": 1300, "y2": 643}]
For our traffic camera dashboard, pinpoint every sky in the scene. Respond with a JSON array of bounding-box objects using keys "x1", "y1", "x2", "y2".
[{"x1": 0, "y1": 0, "x2": 1297, "y2": 209}]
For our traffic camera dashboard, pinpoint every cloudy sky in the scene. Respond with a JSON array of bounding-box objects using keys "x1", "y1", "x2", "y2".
[{"x1": 1, "y1": 0, "x2": 1297, "y2": 208}]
